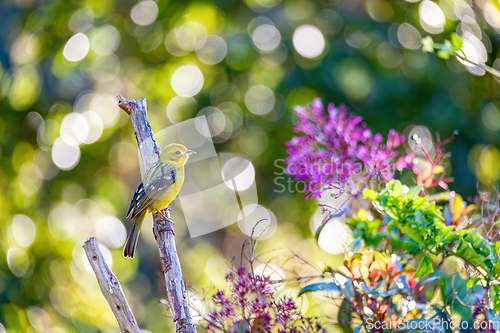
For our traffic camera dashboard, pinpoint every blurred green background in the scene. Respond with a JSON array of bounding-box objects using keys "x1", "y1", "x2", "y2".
[{"x1": 1, "y1": 0, "x2": 500, "y2": 331}]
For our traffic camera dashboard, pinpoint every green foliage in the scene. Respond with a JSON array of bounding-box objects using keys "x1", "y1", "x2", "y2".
[
  {"x1": 337, "y1": 299, "x2": 354, "y2": 333},
  {"x1": 298, "y1": 282, "x2": 340, "y2": 297},
  {"x1": 346, "y1": 210, "x2": 385, "y2": 248},
  {"x1": 422, "y1": 32, "x2": 500, "y2": 80},
  {"x1": 310, "y1": 179, "x2": 500, "y2": 329},
  {"x1": 421, "y1": 33, "x2": 463, "y2": 60},
  {"x1": 353, "y1": 181, "x2": 499, "y2": 281}
]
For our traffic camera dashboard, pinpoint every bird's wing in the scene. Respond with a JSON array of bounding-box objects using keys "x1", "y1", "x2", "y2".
[{"x1": 126, "y1": 162, "x2": 177, "y2": 219}]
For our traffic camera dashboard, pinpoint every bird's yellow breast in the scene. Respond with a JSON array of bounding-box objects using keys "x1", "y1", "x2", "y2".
[{"x1": 148, "y1": 166, "x2": 184, "y2": 213}]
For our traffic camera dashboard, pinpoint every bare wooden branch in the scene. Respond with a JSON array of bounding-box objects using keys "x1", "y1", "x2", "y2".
[
  {"x1": 83, "y1": 237, "x2": 140, "y2": 333},
  {"x1": 118, "y1": 95, "x2": 197, "y2": 333}
]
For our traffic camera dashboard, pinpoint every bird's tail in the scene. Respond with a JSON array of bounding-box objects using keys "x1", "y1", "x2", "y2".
[
  {"x1": 123, "y1": 214, "x2": 145, "y2": 259},
  {"x1": 123, "y1": 226, "x2": 140, "y2": 258}
]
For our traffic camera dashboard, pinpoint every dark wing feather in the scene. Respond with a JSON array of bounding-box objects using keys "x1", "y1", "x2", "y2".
[
  {"x1": 126, "y1": 182, "x2": 144, "y2": 218},
  {"x1": 126, "y1": 162, "x2": 177, "y2": 219}
]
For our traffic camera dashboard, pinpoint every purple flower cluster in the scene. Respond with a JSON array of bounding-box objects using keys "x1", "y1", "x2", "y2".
[
  {"x1": 471, "y1": 298, "x2": 494, "y2": 333},
  {"x1": 205, "y1": 267, "x2": 325, "y2": 333},
  {"x1": 285, "y1": 99, "x2": 412, "y2": 198}
]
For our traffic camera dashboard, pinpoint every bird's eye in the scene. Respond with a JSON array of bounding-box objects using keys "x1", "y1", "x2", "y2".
[{"x1": 175, "y1": 151, "x2": 181, "y2": 155}]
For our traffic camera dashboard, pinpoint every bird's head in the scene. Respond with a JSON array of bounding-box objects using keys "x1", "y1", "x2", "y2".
[{"x1": 159, "y1": 143, "x2": 195, "y2": 166}]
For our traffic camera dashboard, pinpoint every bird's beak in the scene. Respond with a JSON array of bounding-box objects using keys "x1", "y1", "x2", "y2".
[{"x1": 184, "y1": 150, "x2": 196, "y2": 156}]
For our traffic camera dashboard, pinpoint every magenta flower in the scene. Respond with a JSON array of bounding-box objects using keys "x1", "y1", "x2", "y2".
[
  {"x1": 285, "y1": 99, "x2": 412, "y2": 198},
  {"x1": 204, "y1": 267, "x2": 325, "y2": 332}
]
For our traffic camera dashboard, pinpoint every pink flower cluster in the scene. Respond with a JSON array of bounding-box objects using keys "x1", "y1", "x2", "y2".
[
  {"x1": 205, "y1": 267, "x2": 325, "y2": 332},
  {"x1": 285, "y1": 99, "x2": 412, "y2": 198}
]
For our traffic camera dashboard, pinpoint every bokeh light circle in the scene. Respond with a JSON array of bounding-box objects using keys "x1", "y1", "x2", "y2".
[
  {"x1": 178, "y1": 121, "x2": 208, "y2": 149},
  {"x1": 419, "y1": 0, "x2": 446, "y2": 34},
  {"x1": 195, "y1": 107, "x2": 226, "y2": 137},
  {"x1": 245, "y1": 0, "x2": 282, "y2": 12},
  {"x1": 244, "y1": 85, "x2": 275, "y2": 115},
  {"x1": 238, "y1": 204, "x2": 277, "y2": 240},
  {"x1": 89, "y1": 94, "x2": 120, "y2": 129},
  {"x1": 82, "y1": 111, "x2": 103, "y2": 144},
  {"x1": 222, "y1": 157, "x2": 255, "y2": 191},
  {"x1": 166, "y1": 96, "x2": 197, "y2": 124},
  {"x1": 171, "y1": 65, "x2": 204, "y2": 97},
  {"x1": 130, "y1": 1, "x2": 158, "y2": 26},
  {"x1": 91, "y1": 54, "x2": 120, "y2": 83},
  {"x1": 218, "y1": 101, "x2": 243, "y2": 135},
  {"x1": 238, "y1": 126, "x2": 269, "y2": 156},
  {"x1": 7, "y1": 248, "x2": 30, "y2": 277},
  {"x1": 252, "y1": 24, "x2": 281, "y2": 52},
  {"x1": 165, "y1": 25, "x2": 197, "y2": 56},
  {"x1": 457, "y1": 34, "x2": 487, "y2": 76},
  {"x1": 317, "y1": 218, "x2": 349, "y2": 254},
  {"x1": 407, "y1": 125, "x2": 434, "y2": 155},
  {"x1": 482, "y1": 103, "x2": 500, "y2": 131},
  {"x1": 484, "y1": 3, "x2": 500, "y2": 29},
  {"x1": 292, "y1": 25, "x2": 325, "y2": 58},
  {"x1": 60, "y1": 112, "x2": 89, "y2": 145},
  {"x1": 397, "y1": 23, "x2": 422, "y2": 49},
  {"x1": 52, "y1": 137, "x2": 81, "y2": 170},
  {"x1": 95, "y1": 215, "x2": 127, "y2": 248},
  {"x1": 344, "y1": 26, "x2": 372, "y2": 49},
  {"x1": 196, "y1": 35, "x2": 227, "y2": 65},
  {"x1": 11, "y1": 215, "x2": 36, "y2": 248},
  {"x1": 63, "y1": 33, "x2": 89, "y2": 62},
  {"x1": 90, "y1": 25, "x2": 120, "y2": 56}
]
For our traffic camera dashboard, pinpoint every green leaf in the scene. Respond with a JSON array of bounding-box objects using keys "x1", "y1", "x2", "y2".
[
  {"x1": 400, "y1": 225, "x2": 424, "y2": 244},
  {"x1": 438, "y1": 226, "x2": 457, "y2": 244},
  {"x1": 338, "y1": 299, "x2": 354, "y2": 333},
  {"x1": 437, "y1": 40, "x2": 455, "y2": 60},
  {"x1": 451, "y1": 33, "x2": 463, "y2": 51},
  {"x1": 456, "y1": 239, "x2": 487, "y2": 270},
  {"x1": 466, "y1": 277, "x2": 480, "y2": 289},
  {"x1": 363, "y1": 188, "x2": 377, "y2": 199},
  {"x1": 415, "y1": 255, "x2": 434, "y2": 278},
  {"x1": 492, "y1": 285, "x2": 500, "y2": 313},
  {"x1": 422, "y1": 36, "x2": 435, "y2": 53},
  {"x1": 314, "y1": 222, "x2": 326, "y2": 241},
  {"x1": 387, "y1": 180, "x2": 402, "y2": 197},
  {"x1": 298, "y1": 282, "x2": 340, "y2": 297},
  {"x1": 406, "y1": 185, "x2": 423, "y2": 198},
  {"x1": 437, "y1": 50, "x2": 450, "y2": 59},
  {"x1": 323, "y1": 266, "x2": 335, "y2": 275}
]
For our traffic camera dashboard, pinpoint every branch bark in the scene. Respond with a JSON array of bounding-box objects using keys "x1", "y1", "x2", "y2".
[
  {"x1": 118, "y1": 95, "x2": 197, "y2": 333},
  {"x1": 83, "y1": 237, "x2": 140, "y2": 333}
]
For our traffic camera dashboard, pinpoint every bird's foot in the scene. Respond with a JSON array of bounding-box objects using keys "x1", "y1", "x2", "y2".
[
  {"x1": 156, "y1": 209, "x2": 174, "y2": 234},
  {"x1": 158, "y1": 224, "x2": 174, "y2": 233},
  {"x1": 158, "y1": 209, "x2": 174, "y2": 223}
]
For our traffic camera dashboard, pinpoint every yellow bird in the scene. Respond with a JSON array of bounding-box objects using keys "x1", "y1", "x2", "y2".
[{"x1": 123, "y1": 143, "x2": 195, "y2": 258}]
